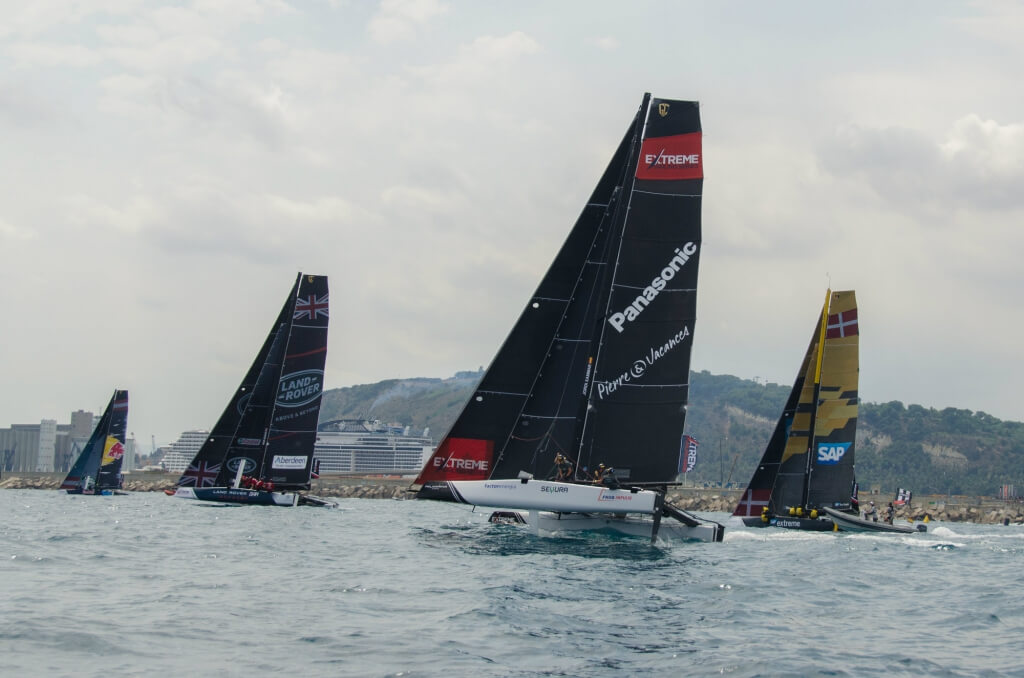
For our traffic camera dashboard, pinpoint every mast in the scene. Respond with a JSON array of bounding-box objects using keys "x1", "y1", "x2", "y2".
[
  {"x1": 261, "y1": 273, "x2": 329, "y2": 490},
  {"x1": 804, "y1": 290, "x2": 859, "y2": 511},
  {"x1": 800, "y1": 289, "x2": 831, "y2": 509},
  {"x1": 576, "y1": 96, "x2": 704, "y2": 483},
  {"x1": 573, "y1": 94, "x2": 650, "y2": 473}
]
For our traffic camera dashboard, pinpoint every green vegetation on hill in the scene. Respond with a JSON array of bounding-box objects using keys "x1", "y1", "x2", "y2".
[
  {"x1": 318, "y1": 370, "x2": 483, "y2": 439},
  {"x1": 319, "y1": 369, "x2": 1024, "y2": 496}
]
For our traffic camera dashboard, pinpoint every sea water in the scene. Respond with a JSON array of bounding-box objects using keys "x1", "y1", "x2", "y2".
[{"x1": 1, "y1": 490, "x2": 1022, "y2": 677}]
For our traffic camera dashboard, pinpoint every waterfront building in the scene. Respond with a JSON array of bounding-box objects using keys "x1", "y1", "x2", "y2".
[
  {"x1": 1, "y1": 418, "x2": 84, "y2": 473},
  {"x1": 314, "y1": 420, "x2": 433, "y2": 475},
  {"x1": 159, "y1": 430, "x2": 209, "y2": 473}
]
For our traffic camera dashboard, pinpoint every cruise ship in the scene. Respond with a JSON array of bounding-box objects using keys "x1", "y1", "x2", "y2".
[
  {"x1": 314, "y1": 419, "x2": 433, "y2": 475},
  {"x1": 159, "y1": 430, "x2": 210, "y2": 474}
]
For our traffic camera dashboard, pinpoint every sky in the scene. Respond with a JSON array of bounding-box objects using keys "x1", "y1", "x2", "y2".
[{"x1": 2, "y1": 0, "x2": 1022, "y2": 449}]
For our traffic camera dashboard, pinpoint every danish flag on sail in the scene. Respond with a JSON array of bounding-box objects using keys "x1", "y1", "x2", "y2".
[
  {"x1": 826, "y1": 309, "x2": 858, "y2": 338},
  {"x1": 733, "y1": 488, "x2": 771, "y2": 516}
]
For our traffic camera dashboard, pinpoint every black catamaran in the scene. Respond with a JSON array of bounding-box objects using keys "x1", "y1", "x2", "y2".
[
  {"x1": 170, "y1": 273, "x2": 335, "y2": 507},
  {"x1": 60, "y1": 390, "x2": 128, "y2": 495},
  {"x1": 411, "y1": 94, "x2": 723, "y2": 542},
  {"x1": 732, "y1": 290, "x2": 862, "y2": 531}
]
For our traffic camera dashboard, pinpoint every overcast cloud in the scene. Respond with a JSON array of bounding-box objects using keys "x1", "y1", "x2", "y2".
[{"x1": 1, "y1": 0, "x2": 1022, "y2": 448}]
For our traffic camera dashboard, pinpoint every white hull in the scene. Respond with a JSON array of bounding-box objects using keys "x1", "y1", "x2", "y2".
[
  {"x1": 527, "y1": 510, "x2": 721, "y2": 542},
  {"x1": 448, "y1": 479, "x2": 659, "y2": 514},
  {"x1": 448, "y1": 478, "x2": 723, "y2": 543}
]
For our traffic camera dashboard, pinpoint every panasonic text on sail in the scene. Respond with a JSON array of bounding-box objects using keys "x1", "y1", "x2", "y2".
[{"x1": 608, "y1": 243, "x2": 697, "y2": 333}]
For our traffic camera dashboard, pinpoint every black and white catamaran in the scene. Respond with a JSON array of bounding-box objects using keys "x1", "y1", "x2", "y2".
[
  {"x1": 410, "y1": 94, "x2": 723, "y2": 542},
  {"x1": 170, "y1": 273, "x2": 335, "y2": 507}
]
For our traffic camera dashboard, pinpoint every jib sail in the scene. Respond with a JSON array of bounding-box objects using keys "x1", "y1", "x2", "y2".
[{"x1": 175, "y1": 277, "x2": 299, "y2": 488}]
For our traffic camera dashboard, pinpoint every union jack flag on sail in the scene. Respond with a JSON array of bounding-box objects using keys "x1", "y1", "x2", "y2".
[
  {"x1": 294, "y1": 294, "x2": 329, "y2": 320},
  {"x1": 894, "y1": 487, "x2": 912, "y2": 506},
  {"x1": 179, "y1": 461, "x2": 221, "y2": 487}
]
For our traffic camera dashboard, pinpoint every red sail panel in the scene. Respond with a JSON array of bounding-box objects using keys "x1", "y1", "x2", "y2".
[
  {"x1": 416, "y1": 438, "x2": 494, "y2": 483},
  {"x1": 634, "y1": 132, "x2": 702, "y2": 181}
]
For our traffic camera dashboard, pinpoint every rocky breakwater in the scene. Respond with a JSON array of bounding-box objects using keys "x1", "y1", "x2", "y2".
[
  {"x1": 0, "y1": 474, "x2": 62, "y2": 490},
  {"x1": 891, "y1": 501, "x2": 1024, "y2": 525},
  {"x1": 665, "y1": 491, "x2": 737, "y2": 514},
  {"x1": 309, "y1": 477, "x2": 411, "y2": 500}
]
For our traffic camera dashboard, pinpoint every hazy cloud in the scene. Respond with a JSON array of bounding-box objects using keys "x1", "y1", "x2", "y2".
[
  {"x1": 368, "y1": 0, "x2": 448, "y2": 44},
  {"x1": 820, "y1": 115, "x2": 1024, "y2": 212}
]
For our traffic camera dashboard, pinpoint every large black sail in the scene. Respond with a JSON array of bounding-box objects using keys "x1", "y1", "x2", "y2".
[
  {"x1": 414, "y1": 94, "x2": 703, "y2": 492},
  {"x1": 579, "y1": 98, "x2": 703, "y2": 482},
  {"x1": 260, "y1": 274, "x2": 329, "y2": 489},
  {"x1": 733, "y1": 327, "x2": 818, "y2": 517},
  {"x1": 413, "y1": 102, "x2": 642, "y2": 496},
  {"x1": 175, "y1": 277, "x2": 299, "y2": 488},
  {"x1": 60, "y1": 390, "x2": 128, "y2": 492},
  {"x1": 215, "y1": 321, "x2": 289, "y2": 487}
]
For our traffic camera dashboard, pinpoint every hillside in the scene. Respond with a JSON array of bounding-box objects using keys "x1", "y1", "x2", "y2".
[{"x1": 319, "y1": 369, "x2": 1024, "y2": 496}]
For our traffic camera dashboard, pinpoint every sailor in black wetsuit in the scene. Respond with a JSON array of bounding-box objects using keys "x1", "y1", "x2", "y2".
[
  {"x1": 552, "y1": 454, "x2": 573, "y2": 481},
  {"x1": 599, "y1": 466, "x2": 621, "y2": 490}
]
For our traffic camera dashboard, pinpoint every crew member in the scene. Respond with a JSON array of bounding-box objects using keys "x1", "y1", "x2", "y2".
[
  {"x1": 599, "y1": 465, "x2": 620, "y2": 490},
  {"x1": 553, "y1": 454, "x2": 573, "y2": 481},
  {"x1": 885, "y1": 502, "x2": 895, "y2": 525},
  {"x1": 864, "y1": 501, "x2": 878, "y2": 522}
]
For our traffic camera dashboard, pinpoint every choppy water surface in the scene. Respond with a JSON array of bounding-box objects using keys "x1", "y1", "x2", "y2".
[{"x1": 1, "y1": 490, "x2": 1023, "y2": 677}]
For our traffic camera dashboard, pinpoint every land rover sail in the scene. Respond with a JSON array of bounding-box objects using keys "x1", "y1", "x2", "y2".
[{"x1": 170, "y1": 273, "x2": 335, "y2": 507}]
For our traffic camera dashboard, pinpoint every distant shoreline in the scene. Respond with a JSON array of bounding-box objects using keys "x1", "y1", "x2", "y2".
[{"x1": 2, "y1": 471, "x2": 1021, "y2": 525}]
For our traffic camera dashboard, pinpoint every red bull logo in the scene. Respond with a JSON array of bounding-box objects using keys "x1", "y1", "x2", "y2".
[{"x1": 101, "y1": 437, "x2": 125, "y2": 465}]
